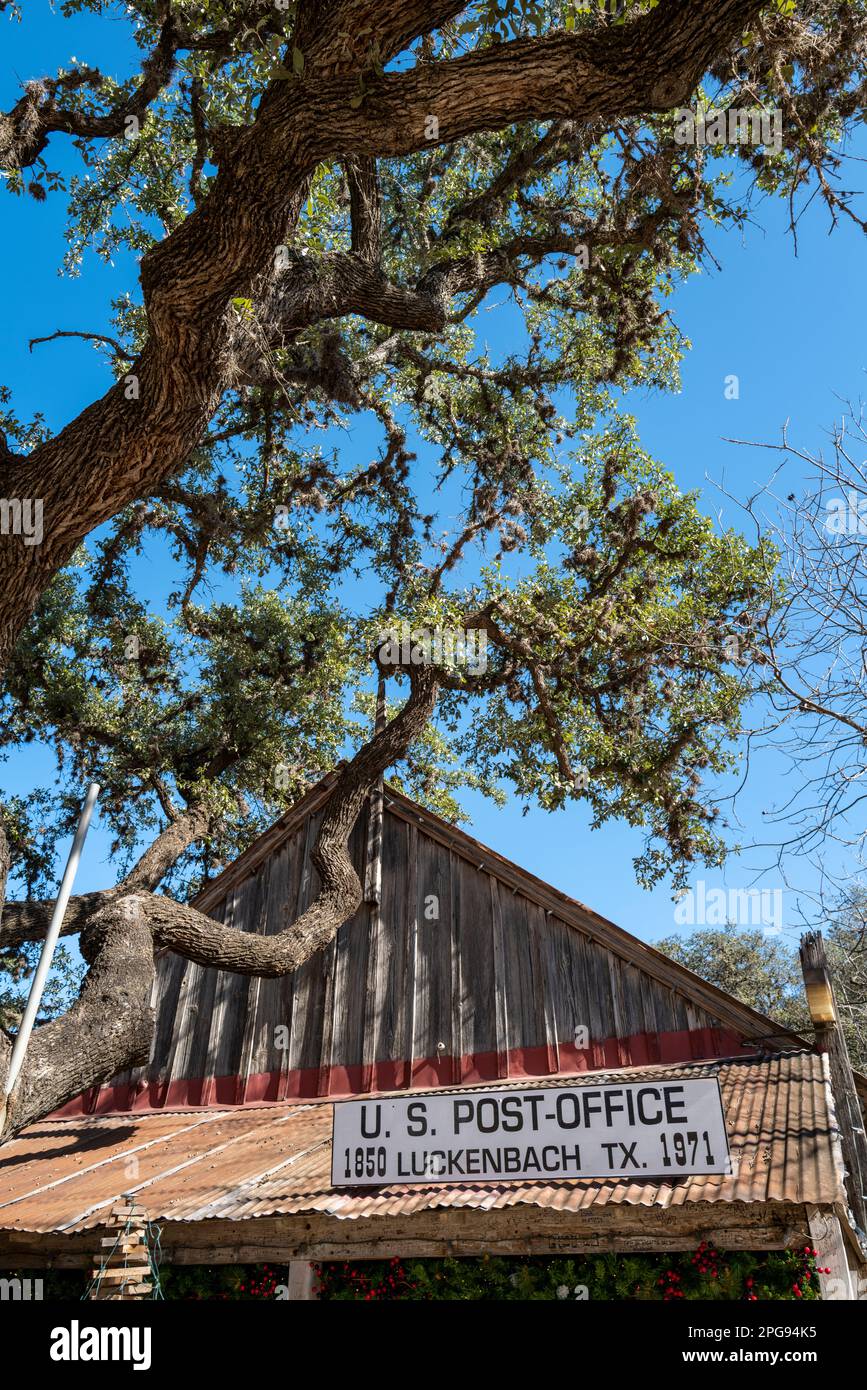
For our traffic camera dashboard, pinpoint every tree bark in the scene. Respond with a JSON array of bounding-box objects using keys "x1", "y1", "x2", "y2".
[{"x1": 0, "y1": 896, "x2": 155, "y2": 1138}]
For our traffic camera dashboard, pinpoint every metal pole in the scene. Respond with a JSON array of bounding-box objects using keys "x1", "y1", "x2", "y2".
[{"x1": 2, "y1": 781, "x2": 100, "y2": 1101}]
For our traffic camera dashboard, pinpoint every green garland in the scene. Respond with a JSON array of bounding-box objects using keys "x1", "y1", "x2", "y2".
[
  {"x1": 0, "y1": 1244, "x2": 828, "y2": 1301},
  {"x1": 312, "y1": 1245, "x2": 824, "y2": 1301}
]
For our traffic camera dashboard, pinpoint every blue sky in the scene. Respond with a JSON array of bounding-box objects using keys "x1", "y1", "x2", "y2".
[{"x1": 2, "y1": 3, "x2": 866, "y2": 952}]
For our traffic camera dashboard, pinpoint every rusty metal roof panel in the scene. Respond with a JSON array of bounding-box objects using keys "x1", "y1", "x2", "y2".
[{"x1": 0, "y1": 1053, "x2": 845, "y2": 1234}]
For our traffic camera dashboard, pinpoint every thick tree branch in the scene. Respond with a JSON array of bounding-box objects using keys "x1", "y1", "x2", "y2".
[
  {"x1": 347, "y1": 156, "x2": 382, "y2": 265},
  {"x1": 0, "y1": 3, "x2": 295, "y2": 172},
  {"x1": 119, "y1": 806, "x2": 212, "y2": 892},
  {"x1": 0, "y1": 0, "x2": 763, "y2": 674},
  {"x1": 0, "y1": 663, "x2": 436, "y2": 965},
  {"x1": 148, "y1": 664, "x2": 439, "y2": 973},
  {"x1": 0, "y1": 19, "x2": 178, "y2": 172},
  {"x1": 0, "y1": 806, "x2": 209, "y2": 950},
  {"x1": 305, "y1": 0, "x2": 764, "y2": 156}
]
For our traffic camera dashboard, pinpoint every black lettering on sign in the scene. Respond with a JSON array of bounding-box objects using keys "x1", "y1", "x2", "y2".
[
  {"x1": 603, "y1": 1090, "x2": 625, "y2": 1125},
  {"x1": 664, "y1": 1085, "x2": 687, "y2": 1124},
  {"x1": 360, "y1": 1104, "x2": 381, "y2": 1139},
  {"x1": 477, "y1": 1099, "x2": 499, "y2": 1133},
  {"x1": 556, "y1": 1093, "x2": 581, "y2": 1129},
  {"x1": 525, "y1": 1095, "x2": 544, "y2": 1130},
  {"x1": 582, "y1": 1091, "x2": 603, "y2": 1126},
  {"x1": 453, "y1": 1099, "x2": 474, "y2": 1133},
  {"x1": 636, "y1": 1088, "x2": 663, "y2": 1124},
  {"x1": 501, "y1": 1097, "x2": 524, "y2": 1131},
  {"x1": 406, "y1": 1102, "x2": 427, "y2": 1137}
]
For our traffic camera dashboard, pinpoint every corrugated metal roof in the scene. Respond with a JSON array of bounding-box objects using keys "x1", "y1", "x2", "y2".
[{"x1": 0, "y1": 1053, "x2": 845, "y2": 1234}]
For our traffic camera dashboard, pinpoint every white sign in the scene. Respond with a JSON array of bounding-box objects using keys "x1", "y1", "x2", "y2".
[{"x1": 331, "y1": 1078, "x2": 731, "y2": 1187}]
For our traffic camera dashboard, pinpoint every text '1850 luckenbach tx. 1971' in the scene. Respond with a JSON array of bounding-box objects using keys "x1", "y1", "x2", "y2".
[{"x1": 331, "y1": 1078, "x2": 731, "y2": 1187}]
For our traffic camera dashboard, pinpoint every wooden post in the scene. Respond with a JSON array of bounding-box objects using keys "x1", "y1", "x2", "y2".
[
  {"x1": 286, "y1": 1261, "x2": 317, "y2": 1301},
  {"x1": 806, "y1": 1208, "x2": 853, "y2": 1301},
  {"x1": 800, "y1": 932, "x2": 867, "y2": 1237}
]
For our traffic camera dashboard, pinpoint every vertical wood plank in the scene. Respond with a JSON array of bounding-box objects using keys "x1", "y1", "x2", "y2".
[
  {"x1": 525, "y1": 901, "x2": 559, "y2": 1073},
  {"x1": 204, "y1": 870, "x2": 261, "y2": 1100},
  {"x1": 489, "y1": 877, "x2": 510, "y2": 1079},
  {"x1": 449, "y1": 849, "x2": 463, "y2": 1082},
  {"x1": 333, "y1": 809, "x2": 372, "y2": 1086},
  {"x1": 274, "y1": 829, "x2": 305, "y2": 1099},
  {"x1": 287, "y1": 812, "x2": 324, "y2": 1077},
  {"x1": 402, "y1": 822, "x2": 419, "y2": 1088},
  {"x1": 377, "y1": 812, "x2": 409, "y2": 1076},
  {"x1": 457, "y1": 855, "x2": 497, "y2": 1067},
  {"x1": 412, "y1": 826, "x2": 452, "y2": 1071},
  {"x1": 639, "y1": 970, "x2": 662, "y2": 1063},
  {"x1": 606, "y1": 953, "x2": 629, "y2": 1067},
  {"x1": 146, "y1": 946, "x2": 188, "y2": 1091},
  {"x1": 248, "y1": 840, "x2": 291, "y2": 1089},
  {"x1": 501, "y1": 892, "x2": 535, "y2": 1057},
  {"x1": 578, "y1": 933, "x2": 609, "y2": 1057}
]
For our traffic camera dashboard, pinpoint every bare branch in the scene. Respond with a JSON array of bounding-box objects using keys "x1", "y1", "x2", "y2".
[{"x1": 28, "y1": 329, "x2": 131, "y2": 362}]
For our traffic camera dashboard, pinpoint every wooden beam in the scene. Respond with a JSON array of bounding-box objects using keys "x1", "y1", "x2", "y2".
[{"x1": 0, "y1": 1201, "x2": 811, "y2": 1268}]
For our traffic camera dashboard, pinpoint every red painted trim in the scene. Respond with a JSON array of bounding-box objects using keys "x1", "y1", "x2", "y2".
[{"x1": 52, "y1": 1027, "x2": 757, "y2": 1118}]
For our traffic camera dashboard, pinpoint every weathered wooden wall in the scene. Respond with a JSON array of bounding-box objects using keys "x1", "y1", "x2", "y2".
[{"x1": 60, "y1": 787, "x2": 782, "y2": 1116}]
